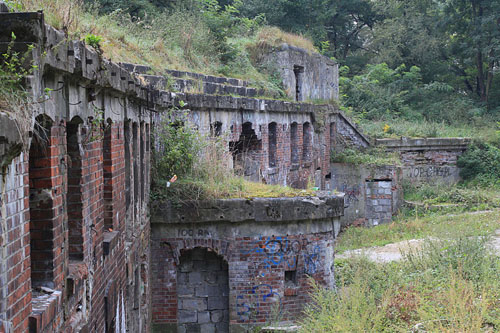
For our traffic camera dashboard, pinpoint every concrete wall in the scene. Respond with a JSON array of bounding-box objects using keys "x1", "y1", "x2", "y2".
[
  {"x1": 377, "y1": 138, "x2": 470, "y2": 185},
  {"x1": 261, "y1": 44, "x2": 339, "y2": 102},
  {"x1": 150, "y1": 194, "x2": 343, "y2": 332},
  {"x1": 330, "y1": 164, "x2": 403, "y2": 227}
]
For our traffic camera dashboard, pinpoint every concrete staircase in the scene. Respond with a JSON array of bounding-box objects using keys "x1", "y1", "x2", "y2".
[{"x1": 120, "y1": 63, "x2": 279, "y2": 99}]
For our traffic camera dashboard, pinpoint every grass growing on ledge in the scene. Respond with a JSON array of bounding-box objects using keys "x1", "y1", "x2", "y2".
[
  {"x1": 330, "y1": 147, "x2": 401, "y2": 166},
  {"x1": 151, "y1": 112, "x2": 320, "y2": 203},
  {"x1": 157, "y1": 177, "x2": 319, "y2": 202},
  {"x1": 356, "y1": 118, "x2": 499, "y2": 145}
]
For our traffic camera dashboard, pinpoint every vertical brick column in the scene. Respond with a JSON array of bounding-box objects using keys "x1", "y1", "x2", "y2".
[{"x1": 1, "y1": 152, "x2": 31, "y2": 332}]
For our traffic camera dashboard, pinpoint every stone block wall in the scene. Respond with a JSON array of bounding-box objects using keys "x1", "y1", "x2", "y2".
[
  {"x1": 176, "y1": 248, "x2": 229, "y2": 333},
  {"x1": 365, "y1": 180, "x2": 393, "y2": 226}
]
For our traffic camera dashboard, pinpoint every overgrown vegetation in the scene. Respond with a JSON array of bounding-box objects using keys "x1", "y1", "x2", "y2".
[
  {"x1": 12, "y1": 0, "x2": 317, "y2": 99},
  {"x1": 458, "y1": 142, "x2": 500, "y2": 187},
  {"x1": 303, "y1": 237, "x2": 500, "y2": 332},
  {"x1": 330, "y1": 147, "x2": 400, "y2": 166},
  {"x1": 0, "y1": 32, "x2": 36, "y2": 148},
  {"x1": 151, "y1": 111, "x2": 317, "y2": 202},
  {"x1": 335, "y1": 209, "x2": 500, "y2": 253}
]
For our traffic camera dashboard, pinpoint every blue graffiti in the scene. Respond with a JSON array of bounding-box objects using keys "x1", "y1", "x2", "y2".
[
  {"x1": 236, "y1": 284, "x2": 282, "y2": 323},
  {"x1": 241, "y1": 237, "x2": 321, "y2": 276},
  {"x1": 303, "y1": 245, "x2": 320, "y2": 275}
]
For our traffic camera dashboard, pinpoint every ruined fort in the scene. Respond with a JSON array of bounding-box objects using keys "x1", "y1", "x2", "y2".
[{"x1": 0, "y1": 7, "x2": 470, "y2": 333}]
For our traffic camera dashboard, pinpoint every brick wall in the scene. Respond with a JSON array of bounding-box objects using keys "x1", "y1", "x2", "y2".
[
  {"x1": 151, "y1": 231, "x2": 335, "y2": 332},
  {"x1": 377, "y1": 138, "x2": 470, "y2": 185}
]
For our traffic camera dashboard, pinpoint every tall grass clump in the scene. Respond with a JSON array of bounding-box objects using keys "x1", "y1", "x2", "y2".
[{"x1": 302, "y1": 237, "x2": 500, "y2": 332}]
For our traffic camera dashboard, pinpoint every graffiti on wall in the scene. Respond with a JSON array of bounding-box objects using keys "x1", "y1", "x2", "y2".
[
  {"x1": 177, "y1": 229, "x2": 211, "y2": 237},
  {"x1": 341, "y1": 183, "x2": 361, "y2": 205},
  {"x1": 408, "y1": 166, "x2": 451, "y2": 178},
  {"x1": 236, "y1": 284, "x2": 282, "y2": 323},
  {"x1": 241, "y1": 236, "x2": 322, "y2": 276}
]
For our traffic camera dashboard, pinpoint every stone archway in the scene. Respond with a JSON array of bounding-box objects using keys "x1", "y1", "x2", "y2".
[{"x1": 177, "y1": 248, "x2": 229, "y2": 332}]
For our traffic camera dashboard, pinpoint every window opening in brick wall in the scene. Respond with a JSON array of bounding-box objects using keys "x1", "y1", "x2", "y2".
[
  {"x1": 67, "y1": 116, "x2": 84, "y2": 261},
  {"x1": 132, "y1": 122, "x2": 138, "y2": 216},
  {"x1": 302, "y1": 122, "x2": 312, "y2": 162},
  {"x1": 285, "y1": 270, "x2": 297, "y2": 287},
  {"x1": 133, "y1": 267, "x2": 140, "y2": 310},
  {"x1": 268, "y1": 122, "x2": 277, "y2": 168},
  {"x1": 103, "y1": 119, "x2": 113, "y2": 230},
  {"x1": 29, "y1": 115, "x2": 55, "y2": 288},
  {"x1": 140, "y1": 122, "x2": 145, "y2": 203},
  {"x1": 294, "y1": 65, "x2": 304, "y2": 101},
  {"x1": 229, "y1": 122, "x2": 262, "y2": 177},
  {"x1": 290, "y1": 122, "x2": 299, "y2": 164},
  {"x1": 329, "y1": 122, "x2": 336, "y2": 151},
  {"x1": 124, "y1": 120, "x2": 131, "y2": 209},
  {"x1": 210, "y1": 121, "x2": 223, "y2": 137}
]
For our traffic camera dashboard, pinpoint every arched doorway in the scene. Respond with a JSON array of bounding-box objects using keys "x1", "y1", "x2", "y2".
[{"x1": 177, "y1": 248, "x2": 229, "y2": 332}]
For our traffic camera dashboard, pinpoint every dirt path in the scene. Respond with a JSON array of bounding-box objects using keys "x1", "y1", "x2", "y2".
[{"x1": 336, "y1": 230, "x2": 500, "y2": 263}]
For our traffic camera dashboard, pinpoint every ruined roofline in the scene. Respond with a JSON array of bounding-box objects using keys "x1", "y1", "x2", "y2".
[
  {"x1": 275, "y1": 42, "x2": 338, "y2": 66},
  {"x1": 0, "y1": 11, "x2": 343, "y2": 113},
  {"x1": 376, "y1": 137, "x2": 471, "y2": 151},
  {"x1": 151, "y1": 193, "x2": 345, "y2": 225},
  {"x1": 0, "y1": 9, "x2": 370, "y2": 151}
]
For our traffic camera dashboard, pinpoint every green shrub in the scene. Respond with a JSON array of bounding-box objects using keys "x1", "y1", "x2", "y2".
[
  {"x1": 457, "y1": 143, "x2": 500, "y2": 185},
  {"x1": 84, "y1": 33, "x2": 103, "y2": 50}
]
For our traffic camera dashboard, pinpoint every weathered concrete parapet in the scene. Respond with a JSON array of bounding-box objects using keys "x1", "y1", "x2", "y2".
[
  {"x1": 152, "y1": 193, "x2": 344, "y2": 225},
  {"x1": 260, "y1": 44, "x2": 339, "y2": 102},
  {"x1": 377, "y1": 137, "x2": 471, "y2": 184},
  {"x1": 377, "y1": 137, "x2": 471, "y2": 151},
  {"x1": 151, "y1": 193, "x2": 343, "y2": 332}
]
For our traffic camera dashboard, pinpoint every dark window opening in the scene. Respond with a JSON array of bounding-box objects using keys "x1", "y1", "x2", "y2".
[
  {"x1": 268, "y1": 122, "x2": 277, "y2": 167},
  {"x1": 124, "y1": 120, "x2": 131, "y2": 209},
  {"x1": 294, "y1": 65, "x2": 304, "y2": 101},
  {"x1": 67, "y1": 117, "x2": 84, "y2": 261},
  {"x1": 133, "y1": 267, "x2": 140, "y2": 310},
  {"x1": 290, "y1": 122, "x2": 299, "y2": 164},
  {"x1": 103, "y1": 119, "x2": 113, "y2": 230},
  {"x1": 302, "y1": 122, "x2": 312, "y2": 162},
  {"x1": 132, "y1": 122, "x2": 138, "y2": 216},
  {"x1": 229, "y1": 122, "x2": 262, "y2": 177},
  {"x1": 140, "y1": 122, "x2": 145, "y2": 203},
  {"x1": 29, "y1": 115, "x2": 55, "y2": 288},
  {"x1": 285, "y1": 270, "x2": 297, "y2": 286},
  {"x1": 210, "y1": 121, "x2": 223, "y2": 137}
]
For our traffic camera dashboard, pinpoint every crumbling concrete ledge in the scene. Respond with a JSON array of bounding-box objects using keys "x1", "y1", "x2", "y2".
[{"x1": 151, "y1": 192, "x2": 344, "y2": 225}]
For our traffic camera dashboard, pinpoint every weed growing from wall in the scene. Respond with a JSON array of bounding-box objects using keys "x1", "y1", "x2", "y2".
[{"x1": 0, "y1": 32, "x2": 37, "y2": 148}]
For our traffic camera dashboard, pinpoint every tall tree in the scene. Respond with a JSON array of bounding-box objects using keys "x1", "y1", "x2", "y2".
[{"x1": 441, "y1": 0, "x2": 500, "y2": 105}]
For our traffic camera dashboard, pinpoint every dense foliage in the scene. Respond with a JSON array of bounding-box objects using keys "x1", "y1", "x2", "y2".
[
  {"x1": 69, "y1": 0, "x2": 500, "y2": 140},
  {"x1": 458, "y1": 142, "x2": 500, "y2": 186}
]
